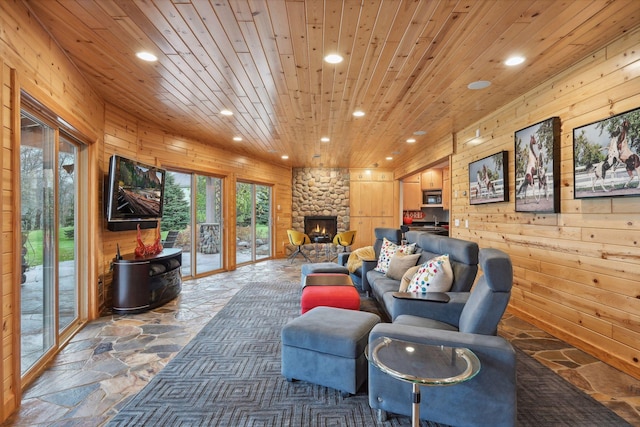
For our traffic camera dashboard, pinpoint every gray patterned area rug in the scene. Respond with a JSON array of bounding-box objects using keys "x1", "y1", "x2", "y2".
[{"x1": 107, "y1": 281, "x2": 630, "y2": 427}]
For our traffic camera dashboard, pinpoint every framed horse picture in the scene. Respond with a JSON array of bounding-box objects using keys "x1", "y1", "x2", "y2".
[
  {"x1": 469, "y1": 151, "x2": 508, "y2": 205},
  {"x1": 514, "y1": 117, "x2": 561, "y2": 213},
  {"x1": 573, "y1": 106, "x2": 640, "y2": 199}
]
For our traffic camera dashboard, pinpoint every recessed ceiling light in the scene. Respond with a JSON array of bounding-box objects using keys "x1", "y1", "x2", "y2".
[
  {"x1": 406, "y1": 138, "x2": 416, "y2": 143},
  {"x1": 220, "y1": 109, "x2": 233, "y2": 116},
  {"x1": 320, "y1": 137, "x2": 330, "y2": 142},
  {"x1": 467, "y1": 80, "x2": 492, "y2": 90},
  {"x1": 386, "y1": 157, "x2": 393, "y2": 161},
  {"x1": 353, "y1": 110, "x2": 365, "y2": 117},
  {"x1": 413, "y1": 130, "x2": 426, "y2": 135},
  {"x1": 233, "y1": 136, "x2": 242, "y2": 141},
  {"x1": 281, "y1": 155, "x2": 289, "y2": 160},
  {"x1": 324, "y1": 54, "x2": 343, "y2": 64},
  {"x1": 505, "y1": 56, "x2": 525, "y2": 66},
  {"x1": 136, "y1": 51, "x2": 157, "y2": 62}
]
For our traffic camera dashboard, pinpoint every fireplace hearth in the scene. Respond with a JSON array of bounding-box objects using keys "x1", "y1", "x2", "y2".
[{"x1": 304, "y1": 216, "x2": 337, "y2": 243}]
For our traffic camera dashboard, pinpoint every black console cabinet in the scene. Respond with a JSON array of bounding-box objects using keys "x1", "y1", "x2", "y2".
[{"x1": 112, "y1": 248, "x2": 182, "y2": 314}]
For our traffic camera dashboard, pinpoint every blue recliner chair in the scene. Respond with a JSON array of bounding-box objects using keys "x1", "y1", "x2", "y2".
[{"x1": 367, "y1": 248, "x2": 516, "y2": 426}]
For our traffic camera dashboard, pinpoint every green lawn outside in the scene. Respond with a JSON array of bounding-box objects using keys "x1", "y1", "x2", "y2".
[
  {"x1": 24, "y1": 224, "x2": 268, "y2": 267},
  {"x1": 23, "y1": 227, "x2": 76, "y2": 266}
]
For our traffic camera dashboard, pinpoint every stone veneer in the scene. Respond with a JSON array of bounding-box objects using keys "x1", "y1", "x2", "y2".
[{"x1": 292, "y1": 168, "x2": 350, "y2": 234}]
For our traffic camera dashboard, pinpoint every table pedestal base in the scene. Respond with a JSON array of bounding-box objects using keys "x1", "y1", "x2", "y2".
[{"x1": 412, "y1": 383, "x2": 420, "y2": 427}]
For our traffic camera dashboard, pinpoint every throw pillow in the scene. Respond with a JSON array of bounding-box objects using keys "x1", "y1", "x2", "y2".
[
  {"x1": 374, "y1": 238, "x2": 417, "y2": 274},
  {"x1": 407, "y1": 254, "x2": 454, "y2": 293},
  {"x1": 399, "y1": 265, "x2": 421, "y2": 292},
  {"x1": 385, "y1": 253, "x2": 421, "y2": 281}
]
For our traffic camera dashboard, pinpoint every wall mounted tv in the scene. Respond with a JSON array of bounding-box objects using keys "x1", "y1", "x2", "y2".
[{"x1": 106, "y1": 155, "x2": 166, "y2": 231}]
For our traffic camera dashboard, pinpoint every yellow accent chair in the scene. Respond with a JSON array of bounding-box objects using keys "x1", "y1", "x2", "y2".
[
  {"x1": 287, "y1": 230, "x2": 312, "y2": 263},
  {"x1": 333, "y1": 230, "x2": 357, "y2": 257}
]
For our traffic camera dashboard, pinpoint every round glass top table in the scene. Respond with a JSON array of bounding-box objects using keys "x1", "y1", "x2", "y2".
[{"x1": 366, "y1": 336, "x2": 481, "y2": 427}]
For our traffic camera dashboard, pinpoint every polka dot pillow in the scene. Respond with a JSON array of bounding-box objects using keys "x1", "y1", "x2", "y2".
[
  {"x1": 374, "y1": 238, "x2": 417, "y2": 274},
  {"x1": 407, "y1": 254, "x2": 454, "y2": 293}
]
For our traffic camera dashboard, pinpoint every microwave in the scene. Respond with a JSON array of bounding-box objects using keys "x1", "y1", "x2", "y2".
[{"x1": 423, "y1": 190, "x2": 442, "y2": 205}]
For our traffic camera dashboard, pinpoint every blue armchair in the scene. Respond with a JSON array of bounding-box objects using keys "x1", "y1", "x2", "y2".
[{"x1": 367, "y1": 248, "x2": 516, "y2": 426}]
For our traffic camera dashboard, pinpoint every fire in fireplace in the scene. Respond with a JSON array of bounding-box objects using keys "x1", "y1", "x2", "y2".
[{"x1": 304, "y1": 216, "x2": 337, "y2": 243}]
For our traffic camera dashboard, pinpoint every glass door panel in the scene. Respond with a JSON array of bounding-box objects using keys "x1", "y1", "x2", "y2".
[
  {"x1": 20, "y1": 112, "x2": 56, "y2": 374},
  {"x1": 162, "y1": 171, "x2": 192, "y2": 276},
  {"x1": 235, "y1": 182, "x2": 252, "y2": 264},
  {"x1": 236, "y1": 182, "x2": 272, "y2": 264},
  {"x1": 255, "y1": 185, "x2": 271, "y2": 261},
  {"x1": 195, "y1": 175, "x2": 223, "y2": 275},
  {"x1": 58, "y1": 136, "x2": 78, "y2": 332}
]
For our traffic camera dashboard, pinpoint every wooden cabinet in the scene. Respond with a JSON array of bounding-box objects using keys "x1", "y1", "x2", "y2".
[
  {"x1": 112, "y1": 248, "x2": 182, "y2": 314},
  {"x1": 442, "y1": 167, "x2": 450, "y2": 210},
  {"x1": 402, "y1": 181, "x2": 422, "y2": 210},
  {"x1": 404, "y1": 172, "x2": 421, "y2": 183},
  {"x1": 421, "y1": 169, "x2": 443, "y2": 189},
  {"x1": 351, "y1": 217, "x2": 372, "y2": 247},
  {"x1": 351, "y1": 180, "x2": 395, "y2": 217},
  {"x1": 349, "y1": 170, "x2": 397, "y2": 250}
]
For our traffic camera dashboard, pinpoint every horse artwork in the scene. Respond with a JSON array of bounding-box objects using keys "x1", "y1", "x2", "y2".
[
  {"x1": 469, "y1": 151, "x2": 508, "y2": 205},
  {"x1": 536, "y1": 151, "x2": 549, "y2": 200},
  {"x1": 515, "y1": 117, "x2": 560, "y2": 213},
  {"x1": 476, "y1": 164, "x2": 496, "y2": 198},
  {"x1": 574, "y1": 109, "x2": 640, "y2": 199},
  {"x1": 616, "y1": 120, "x2": 640, "y2": 188},
  {"x1": 516, "y1": 135, "x2": 541, "y2": 204}
]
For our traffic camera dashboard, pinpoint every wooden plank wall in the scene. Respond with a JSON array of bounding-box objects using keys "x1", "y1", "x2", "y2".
[
  {"x1": 0, "y1": 60, "x2": 14, "y2": 422},
  {"x1": 0, "y1": 1, "x2": 105, "y2": 419},
  {"x1": 449, "y1": 28, "x2": 640, "y2": 379},
  {"x1": 100, "y1": 104, "x2": 293, "y2": 312}
]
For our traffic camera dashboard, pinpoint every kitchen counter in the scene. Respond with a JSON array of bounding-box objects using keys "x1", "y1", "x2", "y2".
[{"x1": 404, "y1": 222, "x2": 449, "y2": 236}]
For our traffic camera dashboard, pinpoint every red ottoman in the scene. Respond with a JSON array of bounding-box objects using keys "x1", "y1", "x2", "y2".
[{"x1": 300, "y1": 285, "x2": 361, "y2": 314}]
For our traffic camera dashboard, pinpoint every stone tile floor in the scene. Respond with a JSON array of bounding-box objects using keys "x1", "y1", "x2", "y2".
[{"x1": 3, "y1": 259, "x2": 640, "y2": 426}]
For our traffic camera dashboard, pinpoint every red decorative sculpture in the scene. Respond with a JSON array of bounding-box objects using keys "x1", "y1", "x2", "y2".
[{"x1": 134, "y1": 222, "x2": 164, "y2": 258}]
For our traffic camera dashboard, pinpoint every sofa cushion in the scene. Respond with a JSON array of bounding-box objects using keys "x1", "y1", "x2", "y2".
[
  {"x1": 374, "y1": 238, "x2": 417, "y2": 274},
  {"x1": 407, "y1": 254, "x2": 454, "y2": 293},
  {"x1": 399, "y1": 265, "x2": 420, "y2": 292},
  {"x1": 385, "y1": 253, "x2": 421, "y2": 281}
]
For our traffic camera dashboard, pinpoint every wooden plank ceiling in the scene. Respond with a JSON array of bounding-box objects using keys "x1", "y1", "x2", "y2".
[{"x1": 26, "y1": 0, "x2": 640, "y2": 169}]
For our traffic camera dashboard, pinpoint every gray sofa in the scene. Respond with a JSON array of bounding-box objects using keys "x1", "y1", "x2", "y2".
[{"x1": 340, "y1": 228, "x2": 480, "y2": 321}]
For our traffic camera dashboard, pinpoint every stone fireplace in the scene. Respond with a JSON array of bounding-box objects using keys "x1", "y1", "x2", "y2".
[
  {"x1": 304, "y1": 216, "x2": 337, "y2": 243},
  {"x1": 291, "y1": 168, "x2": 350, "y2": 232},
  {"x1": 290, "y1": 168, "x2": 350, "y2": 256}
]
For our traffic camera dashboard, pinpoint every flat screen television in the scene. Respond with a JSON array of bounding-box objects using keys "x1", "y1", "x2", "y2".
[{"x1": 106, "y1": 155, "x2": 166, "y2": 224}]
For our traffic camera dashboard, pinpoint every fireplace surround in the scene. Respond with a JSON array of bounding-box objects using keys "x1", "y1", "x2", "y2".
[{"x1": 291, "y1": 167, "x2": 350, "y2": 234}]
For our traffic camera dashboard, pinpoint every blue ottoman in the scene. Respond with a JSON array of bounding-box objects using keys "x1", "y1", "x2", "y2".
[
  {"x1": 281, "y1": 306, "x2": 380, "y2": 396},
  {"x1": 300, "y1": 262, "x2": 349, "y2": 285}
]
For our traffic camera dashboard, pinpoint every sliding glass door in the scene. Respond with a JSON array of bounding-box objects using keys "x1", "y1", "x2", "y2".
[
  {"x1": 20, "y1": 110, "x2": 82, "y2": 377},
  {"x1": 163, "y1": 171, "x2": 223, "y2": 276},
  {"x1": 236, "y1": 182, "x2": 272, "y2": 264}
]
